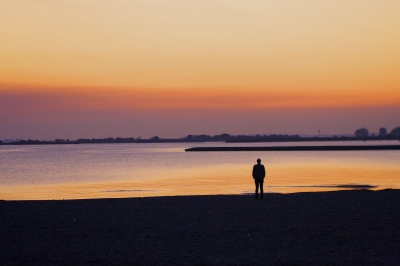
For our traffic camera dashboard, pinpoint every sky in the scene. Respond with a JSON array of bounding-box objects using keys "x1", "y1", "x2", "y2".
[{"x1": 1, "y1": 1, "x2": 399, "y2": 140}]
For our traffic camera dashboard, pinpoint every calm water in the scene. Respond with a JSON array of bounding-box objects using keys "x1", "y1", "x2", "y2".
[{"x1": 1, "y1": 141, "x2": 399, "y2": 200}]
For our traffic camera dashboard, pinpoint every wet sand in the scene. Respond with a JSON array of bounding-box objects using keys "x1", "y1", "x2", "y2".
[{"x1": 1, "y1": 190, "x2": 400, "y2": 265}]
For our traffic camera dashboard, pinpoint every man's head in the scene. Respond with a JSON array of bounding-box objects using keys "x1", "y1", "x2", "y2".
[{"x1": 257, "y1": 158, "x2": 261, "y2": 164}]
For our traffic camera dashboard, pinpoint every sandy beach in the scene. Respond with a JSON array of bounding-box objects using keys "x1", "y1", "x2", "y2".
[{"x1": 1, "y1": 189, "x2": 400, "y2": 265}]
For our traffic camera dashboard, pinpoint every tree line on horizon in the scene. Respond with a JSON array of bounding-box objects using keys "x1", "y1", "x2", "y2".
[
  {"x1": 354, "y1": 127, "x2": 400, "y2": 138},
  {"x1": 1, "y1": 126, "x2": 400, "y2": 145}
]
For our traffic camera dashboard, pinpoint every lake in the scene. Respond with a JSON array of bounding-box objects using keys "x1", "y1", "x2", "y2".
[{"x1": 1, "y1": 141, "x2": 399, "y2": 200}]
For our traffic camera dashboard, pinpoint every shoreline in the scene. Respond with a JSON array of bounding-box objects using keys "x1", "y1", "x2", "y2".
[
  {"x1": 2, "y1": 138, "x2": 399, "y2": 146},
  {"x1": 2, "y1": 189, "x2": 400, "y2": 265},
  {"x1": 0, "y1": 182, "x2": 389, "y2": 201}
]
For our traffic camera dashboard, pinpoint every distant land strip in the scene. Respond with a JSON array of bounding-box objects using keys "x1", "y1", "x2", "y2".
[{"x1": 185, "y1": 145, "x2": 400, "y2": 152}]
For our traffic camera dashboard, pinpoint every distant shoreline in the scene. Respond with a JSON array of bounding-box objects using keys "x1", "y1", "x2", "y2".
[
  {"x1": 1, "y1": 136, "x2": 399, "y2": 145},
  {"x1": 185, "y1": 145, "x2": 400, "y2": 152}
]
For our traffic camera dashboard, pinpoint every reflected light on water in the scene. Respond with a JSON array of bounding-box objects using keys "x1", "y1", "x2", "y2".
[
  {"x1": 1, "y1": 162, "x2": 399, "y2": 200},
  {"x1": 1, "y1": 143, "x2": 399, "y2": 200}
]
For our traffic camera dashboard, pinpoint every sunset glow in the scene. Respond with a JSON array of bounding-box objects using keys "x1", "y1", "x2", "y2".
[
  {"x1": 1, "y1": 159, "x2": 399, "y2": 200},
  {"x1": 1, "y1": 1, "x2": 399, "y2": 139}
]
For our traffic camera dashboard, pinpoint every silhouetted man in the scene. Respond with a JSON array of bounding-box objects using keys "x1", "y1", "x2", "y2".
[{"x1": 252, "y1": 158, "x2": 266, "y2": 199}]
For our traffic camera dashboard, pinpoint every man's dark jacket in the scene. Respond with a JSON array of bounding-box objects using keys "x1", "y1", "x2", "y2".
[{"x1": 252, "y1": 164, "x2": 266, "y2": 180}]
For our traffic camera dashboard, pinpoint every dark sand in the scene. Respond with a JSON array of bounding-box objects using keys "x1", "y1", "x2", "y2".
[{"x1": 1, "y1": 190, "x2": 400, "y2": 265}]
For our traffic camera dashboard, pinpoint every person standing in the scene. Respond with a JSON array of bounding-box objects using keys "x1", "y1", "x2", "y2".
[{"x1": 252, "y1": 158, "x2": 266, "y2": 199}]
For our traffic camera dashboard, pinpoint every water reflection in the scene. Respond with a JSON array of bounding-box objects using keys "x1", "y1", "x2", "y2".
[
  {"x1": 1, "y1": 142, "x2": 399, "y2": 200},
  {"x1": 0, "y1": 168, "x2": 396, "y2": 200}
]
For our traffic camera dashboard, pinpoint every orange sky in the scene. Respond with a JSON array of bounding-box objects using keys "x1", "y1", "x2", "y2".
[{"x1": 1, "y1": 1, "x2": 399, "y2": 139}]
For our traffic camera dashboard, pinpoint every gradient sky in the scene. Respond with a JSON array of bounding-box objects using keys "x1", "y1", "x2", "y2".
[{"x1": 1, "y1": 1, "x2": 399, "y2": 140}]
